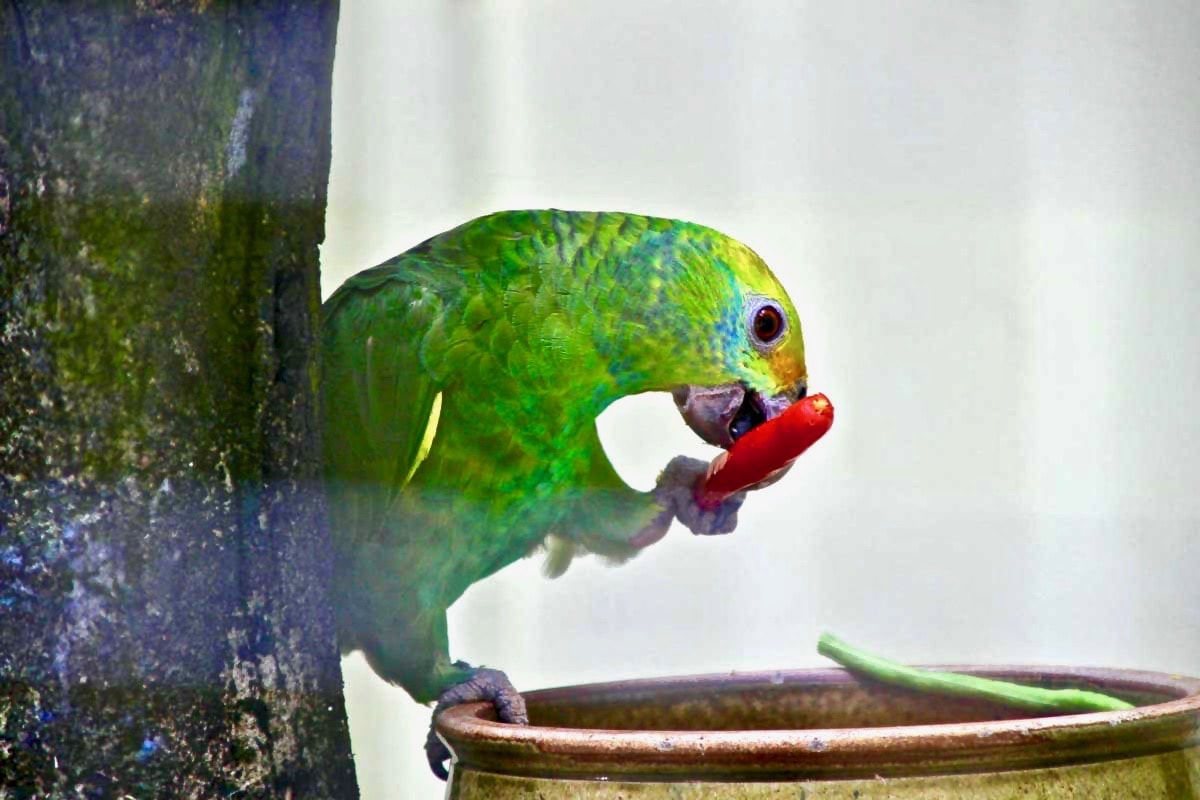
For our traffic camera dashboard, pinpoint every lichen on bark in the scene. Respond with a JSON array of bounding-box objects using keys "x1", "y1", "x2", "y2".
[{"x1": 0, "y1": 1, "x2": 356, "y2": 797}]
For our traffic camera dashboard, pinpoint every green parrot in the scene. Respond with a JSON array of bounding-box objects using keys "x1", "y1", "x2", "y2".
[{"x1": 321, "y1": 209, "x2": 809, "y2": 778}]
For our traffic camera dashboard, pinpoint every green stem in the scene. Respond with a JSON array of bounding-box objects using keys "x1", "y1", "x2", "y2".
[{"x1": 817, "y1": 633, "x2": 1134, "y2": 713}]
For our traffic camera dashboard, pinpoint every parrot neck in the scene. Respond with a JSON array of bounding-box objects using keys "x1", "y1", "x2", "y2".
[{"x1": 534, "y1": 212, "x2": 736, "y2": 405}]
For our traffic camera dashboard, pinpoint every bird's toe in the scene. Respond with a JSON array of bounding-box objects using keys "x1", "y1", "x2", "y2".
[{"x1": 426, "y1": 666, "x2": 528, "y2": 780}]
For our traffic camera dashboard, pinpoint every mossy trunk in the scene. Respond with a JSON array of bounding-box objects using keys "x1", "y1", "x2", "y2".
[{"x1": 0, "y1": 2, "x2": 356, "y2": 797}]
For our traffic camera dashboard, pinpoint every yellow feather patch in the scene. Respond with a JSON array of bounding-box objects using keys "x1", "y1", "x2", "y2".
[{"x1": 403, "y1": 391, "x2": 442, "y2": 486}]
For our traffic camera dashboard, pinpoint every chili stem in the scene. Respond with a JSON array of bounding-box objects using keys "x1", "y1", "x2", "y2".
[{"x1": 817, "y1": 633, "x2": 1134, "y2": 713}]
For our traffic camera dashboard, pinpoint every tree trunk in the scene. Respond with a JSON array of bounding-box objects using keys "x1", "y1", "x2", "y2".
[{"x1": 0, "y1": 2, "x2": 356, "y2": 797}]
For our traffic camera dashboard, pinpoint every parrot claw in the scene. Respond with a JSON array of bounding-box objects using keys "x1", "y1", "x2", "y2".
[
  {"x1": 655, "y1": 455, "x2": 747, "y2": 536},
  {"x1": 425, "y1": 665, "x2": 528, "y2": 780}
]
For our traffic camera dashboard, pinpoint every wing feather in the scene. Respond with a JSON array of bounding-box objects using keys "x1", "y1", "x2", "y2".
[{"x1": 322, "y1": 266, "x2": 444, "y2": 547}]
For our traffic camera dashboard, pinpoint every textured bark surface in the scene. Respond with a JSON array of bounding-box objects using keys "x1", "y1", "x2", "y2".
[{"x1": 0, "y1": 1, "x2": 356, "y2": 797}]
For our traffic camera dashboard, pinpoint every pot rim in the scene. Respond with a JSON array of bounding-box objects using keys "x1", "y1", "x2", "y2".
[{"x1": 436, "y1": 665, "x2": 1200, "y2": 780}]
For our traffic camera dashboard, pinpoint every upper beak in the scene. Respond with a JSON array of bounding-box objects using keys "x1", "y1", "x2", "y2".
[{"x1": 671, "y1": 383, "x2": 745, "y2": 450}]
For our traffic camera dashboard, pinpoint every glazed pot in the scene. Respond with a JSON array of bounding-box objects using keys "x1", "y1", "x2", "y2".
[{"x1": 437, "y1": 665, "x2": 1200, "y2": 798}]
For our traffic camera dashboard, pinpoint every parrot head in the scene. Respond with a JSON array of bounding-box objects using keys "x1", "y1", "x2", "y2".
[{"x1": 644, "y1": 225, "x2": 809, "y2": 457}]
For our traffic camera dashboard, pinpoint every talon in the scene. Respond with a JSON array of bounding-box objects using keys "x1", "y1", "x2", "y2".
[
  {"x1": 424, "y1": 729, "x2": 452, "y2": 781},
  {"x1": 426, "y1": 666, "x2": 528, "y2": 780}
]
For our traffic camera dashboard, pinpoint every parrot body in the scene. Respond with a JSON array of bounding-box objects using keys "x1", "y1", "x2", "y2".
[{"x1": 321, "y1": 210, "x2": 809, "y2": 769}]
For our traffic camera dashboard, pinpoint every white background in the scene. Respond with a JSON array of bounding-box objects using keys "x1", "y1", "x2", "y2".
[{"x1": 319, "y1": 3, "x2": 1200, "y2": 797}]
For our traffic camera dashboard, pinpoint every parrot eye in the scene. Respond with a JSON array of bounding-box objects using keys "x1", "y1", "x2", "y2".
[{"x1": 752, "y1": 304, "x2": 785, "y2": 344}]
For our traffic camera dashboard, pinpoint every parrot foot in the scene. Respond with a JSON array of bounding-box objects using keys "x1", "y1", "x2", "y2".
[
  {"x1": 655, "y1": 455, "x2": 747, "y2": 537},
  {"x1": 425, "y1": 664, "x2": 528, "y2": 780}
]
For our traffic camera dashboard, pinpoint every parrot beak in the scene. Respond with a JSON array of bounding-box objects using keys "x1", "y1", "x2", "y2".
[
  {"x1": 671, "y1": 383, "x2": 746, "y2": 450},
  {"x1": 671, "y1": 379, "x2": 808, "y2": 452}
]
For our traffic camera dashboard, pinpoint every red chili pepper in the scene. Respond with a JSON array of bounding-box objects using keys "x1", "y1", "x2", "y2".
[{"x1": 695, "y1": 393, "x2": 834, "y2": 510}]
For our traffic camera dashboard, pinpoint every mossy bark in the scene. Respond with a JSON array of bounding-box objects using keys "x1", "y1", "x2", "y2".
[{"x1": 0, "y1": 2, "x2": 356, "y2": 797}]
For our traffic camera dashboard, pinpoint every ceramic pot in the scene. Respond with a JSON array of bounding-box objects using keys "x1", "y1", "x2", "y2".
[{"x1": 437, "y1": 665, "x2": 1200, "y2": 798}]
